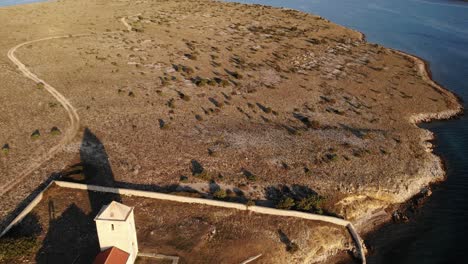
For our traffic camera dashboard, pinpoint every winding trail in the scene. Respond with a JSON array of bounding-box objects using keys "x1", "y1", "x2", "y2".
[
  {"x1": 0, "y1": 16, "x2": 136, "y2": 198},
  {"x1": 0, "y1": 35, "x2": 85, "y2": 197}
]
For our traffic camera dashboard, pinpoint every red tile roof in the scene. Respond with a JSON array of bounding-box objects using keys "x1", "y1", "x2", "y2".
[{"x1": 93, "y1": 246, "x2": 130, "y2": 264}]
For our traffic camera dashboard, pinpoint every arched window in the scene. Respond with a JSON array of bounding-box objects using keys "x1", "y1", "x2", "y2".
[{"x1": 111, "y1": 224, "x2": 114, "y2": 231}]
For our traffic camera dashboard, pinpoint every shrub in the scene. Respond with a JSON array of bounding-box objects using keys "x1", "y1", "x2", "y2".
[
  {"x1": 207, "y1": 79, "x2": 217, "y2": 86},
  {"x1": 276, "y1": 197, "x2": 295, "y2": 210},
  {"x1": 243, "y1": 170, "x2": 257, "y2": 182},
  {"x1": 287, "y1": 242, "x2": 299, "y2": 253},
  {"x1": 158, "y1": 119, "x2": 169, "y2": 129},
  {"x1": 246, "y1": 200, "x2": 256, "y2": 207},
  {"x1": 50, "y1": 126, "x2": 61, "y2": 136},
  {"x1": 193, "y1": 170, "x2": 213, "y2": 181},
  {"x1": 208, "y1": 98, "x2": 224, "y2": 108},
  {"x1": 309, "y1": 120, "x2": 321, "y2": 129},
  {"x1": 0, "y1": 237, "x2": 38, "y2": 260},
  {"x1": 213, "y1": 189, "x2": 227, "y2": 199},
  {"x1": 182, "y1": 65, "x2": 194, "y2": 75},
  {"x1": 195, "y1": 114, "x2": 203, "y2": 121},
  {"x1": 131, "y1": 27, "x2": 144, "y2": 33},
  {"x1": 325, "y1": 153, "x2": 338, "y2": 162},
  {"x1": 207, "y1": 148, "x2": 216, "y2": 156},
  {"x1": 296, "y1": 194, "x2": 325, "y2": 212},
  {"x1": 179, "y1": 176, "x2": 189, "y2": 183},
  {"x1": 220, "y1": 79, "x2": 230, "y2": 87},
  {"x1": 184, "y1": 53, "x2": 197, "y2": 60},
  {"x1": 167, "y1": 99, "x2": 175, "y2": 109},
  {"x1": 192, "y1": 77, "x2": 208, "y2": 87},
  {"x1": 179, "y1": 92, "x2": 191, "y2": 101},
  {"x1": 1, "y1": 144, "x2": 9, "y2": 156},
  {"x1": 36, "y1": 82, "x2": 45, "y2": 89},
  {"x1": 159, "y1": 76, "x2": 170, "y2": 86},
  {"x1": 31, "y1": 130, "x2": 41, "y2": 140},
  {"x1": 48, "y1": 102, "x2": 58, "y2": 108},
  {"x1": 228, "y1": 70, "x2": 242, "y2": 79}
]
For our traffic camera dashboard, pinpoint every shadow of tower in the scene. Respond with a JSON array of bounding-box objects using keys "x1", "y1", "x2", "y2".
[{"x1": 80, "y1": 128, "x2": 122, "y2": 216}]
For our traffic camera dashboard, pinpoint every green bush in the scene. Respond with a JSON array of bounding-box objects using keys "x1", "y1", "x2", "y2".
[
  {"x1": 50, "y1": 127, "x2": 61, "y2": 136},
  {"x1": 31, "y1": 130, "x2": 41, "y2": 140},
  {"x1": 276, "y1": 197, "x2": 295, "y2": 210},
  {"x1": 0, "y1": 237, "x2": 38, "y2": 260},
  {"x1": 213, "y1": 189, "x2": 227, "y2": 199},
  {"x1": 296, "y1": 194, "x2": 325, "y2": 213},
  {"x1": 193, "y1": 170, "x2": 213, "y2": 181},
  {"x1": 1, "y1": 144, "x2": 9, "y2": 156}
]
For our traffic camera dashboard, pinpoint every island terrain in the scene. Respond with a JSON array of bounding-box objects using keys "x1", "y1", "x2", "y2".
[{"x1": 0, "y1": 0, "x2": 462, "y2": 263}]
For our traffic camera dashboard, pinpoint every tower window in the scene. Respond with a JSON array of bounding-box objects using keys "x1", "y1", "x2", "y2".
[{"x1": 111, "y1": 224, "x2": 114, "y2": 231}]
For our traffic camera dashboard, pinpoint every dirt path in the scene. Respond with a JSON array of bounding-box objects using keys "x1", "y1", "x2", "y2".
[
  {"x1": 0, "y1": 16, "x2": 138, "y2": 197},
  {"x1": 0, "y1": 35, "x2": 85, "y2": 197}
]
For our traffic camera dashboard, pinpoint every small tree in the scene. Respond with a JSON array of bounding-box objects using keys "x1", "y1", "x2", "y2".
[
  {"x1": 296, "y1": 194, "x2": 325, "y2": 213},
  {"x1": 276, "y1": 197, "x2": 295, "y2": 210},
  {"x1": 213, "y1": 189, "x2": 227, "y2": 199}
]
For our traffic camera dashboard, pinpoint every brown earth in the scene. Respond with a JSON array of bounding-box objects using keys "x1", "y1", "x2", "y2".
[
  {"x1": 0, "y1": 185, "x2": 354, "y2": 263},
  {"x1": 0, "y1": 0, "x2": 462, "y2": 260}
]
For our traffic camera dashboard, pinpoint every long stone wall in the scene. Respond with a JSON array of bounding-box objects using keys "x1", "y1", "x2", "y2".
[
  {"x1": 0, "y1": 181, "x2": 55, "y2": 237},
  {"x1": 1, "y1": 181, "x2": 367, "y2": 263}
]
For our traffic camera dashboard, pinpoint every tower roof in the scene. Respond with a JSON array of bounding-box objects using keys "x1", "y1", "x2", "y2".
[
  {"x1": 94, "y1": 201, "x2": 133, "y2": 221},
  {"x1": 93, "y1": 246, "x2": 129, "y2": 264}
]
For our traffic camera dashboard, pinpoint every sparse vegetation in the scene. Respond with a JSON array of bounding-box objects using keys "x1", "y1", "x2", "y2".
[
  {"x1": 167, "y1": 98, "x2": 176, "y2": 109},
  {"x1": 287, "y1": 242, "x2": 299, "y2": 253},
  {"x1": 195, "y1": 114, "x2": 203, "y2": 121},
  {"x1": 192, "y1": 76, "x2": 208, "y2": 87},
  {"x1": 296, "y1": 194, "x2": 325, "y2": 213},
  {"x1": 2, "y1": 144, "x2": 9, "y2": 156},
  {"x1": 30, "y1": 130, "x2": 41, "y2": 140},
  {"x1": 158, "y1": 119, "x2": 169, "y2": 129},
  {"x1": 208, "y1": 97, "x2": 224, "y2": 108},
  {"x1": 179, "y1": 175, "x2": 189, "y2": 183},
  {"x1": 0, "y1": 237, "x2": 38, "y2": 260},
  {"x1": 242, "y1": 169, "x2": 257, "y2": 182},
  {"x1": 226, "y1": 69, "x2": 242, "y2": 79},
  {"x1": 50, "y1": 126, "x2": 61, "y2": 136},
  {"x1": 325, "y1": 153, "x2": 338, "y2": 162},
  {"x1": 178, "y1": 92, "x2": 191, "y2": 101},
  {"x1": 213, "y1": 189, "x2": 227, "y2": 199},
  {"x1": 276, "y1": 197, "x2": 295, "y2": 210}
]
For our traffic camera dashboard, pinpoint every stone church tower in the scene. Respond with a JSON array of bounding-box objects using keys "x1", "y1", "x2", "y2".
[{"x1": 94, "y1": 201, "x2": 139, "y2": 264}]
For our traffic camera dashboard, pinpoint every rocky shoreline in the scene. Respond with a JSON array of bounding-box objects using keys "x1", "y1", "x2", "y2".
[{"x1": 349, "y1": 31, "x2": 463, "y2": 234}]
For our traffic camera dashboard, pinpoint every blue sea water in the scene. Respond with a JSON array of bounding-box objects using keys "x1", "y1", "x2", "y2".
[
  {"x1": 0, "y1": 0, "x2": 44, "y2": 7},
  {"x1": 1, "y1": 0, "x2": 467, "y2": 263}
]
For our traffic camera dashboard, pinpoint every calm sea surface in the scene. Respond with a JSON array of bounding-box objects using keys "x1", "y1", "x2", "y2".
[{"x1": 1, "y1": 0, "x2": 468, "y2": 263}]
